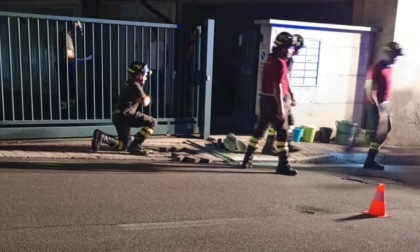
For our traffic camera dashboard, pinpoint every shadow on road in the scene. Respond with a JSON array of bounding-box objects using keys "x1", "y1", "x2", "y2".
[
  {"x1": 0, "y1": 160, "x2": 278, "y2": 175},
  {"x1": 0, "y1": 144, "x2": 93, "y2": 153},
  {"x1": 335, "y1": 213, "x2": 374, "y2": 222}
]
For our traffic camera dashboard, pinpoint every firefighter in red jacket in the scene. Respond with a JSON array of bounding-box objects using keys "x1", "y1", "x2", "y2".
[
  {"x1": 262, "y1": 34, "x2": 304, "y2": 155},
  {"x1": 362, "y1": 41, "x2": 403, "y2": 170},
  {"x1": 241, "y1": 32, "x2": 297, "y2": 176}
]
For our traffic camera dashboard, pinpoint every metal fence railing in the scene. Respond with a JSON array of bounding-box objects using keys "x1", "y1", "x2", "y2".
[
  {"x1": 0, "y1": 11, "x2": 201, "y2": 139},
  {"x1": 235, "y1": 31, "x2": 259, "y2": 134}
]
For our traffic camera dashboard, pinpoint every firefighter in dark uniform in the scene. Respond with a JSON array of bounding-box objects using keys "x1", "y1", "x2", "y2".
[
  {"x1": 241, "y1": 32, "x2": 297, "y2": 176},
  {"x1": 362, "y1": 42, "x2": 403, "y2": 170},
  {"x1": 91, "y1": 61, "x2": 157, "y2": 156},
  {"x1": 262, "y1": 34, "x2": 304, "y2": 155}
]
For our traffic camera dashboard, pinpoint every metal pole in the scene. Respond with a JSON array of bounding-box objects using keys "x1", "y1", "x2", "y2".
[
  {"x1": 37, "y1": 19, "x2": 44, "y2": 120},
  {"x1": 65, "y1": 21, "x2": 70, "y2": 118},
  {"x1": 92, "y1": 23, "x2": 96, "y2": 120},
  {"x1": 109, "y1": 24, "x2": 112, "y2": 118},
  {"x1": 27, "y1": 18, "x2": 34, "y2": 120},
  {"x1": 83, "y1": 21, "x2": 87, "y2": 119},
  {"x1": 100, "y1": 23, "x2": 104, "y2": 119},
  {"x1": 75, "y1": 21, "x2": 79, "y2": 119},
  {"x1": 47, "y1": 20, "x2": 52, "y2": 120},
  {"x1": 125, "y1": 26, "x2": 128, "y2": 80},
  {"x1": 7, "y1": 17, "x2": 15, "y2": 121},
  {"x1": 0, "y1": 34, "x2": 5, "y2": 121},
  {"x1": 141, "y1": 27, "x2": 144, "y2": 61},
  {"x1": 56, "y1": 21, "x2": 61, "y2": 119},
  {"x1": 18, "y1": 18, "x2": 24, "y2": 119},
  {"x1": 199, "y1": 20, "x2": 214, "y2": 139},
  {"x1": 133, "y1": 26, "x2": 136, "y2": 59},
  {"x1": 163, "y1": 28, "x2": 167, "y2": 118},
  {"x1": 156, "y1": 28, "x2": 160, "y2": 118},
  {"x1": 148, "y1": 27, "x2": 152, "y2": 116},
  {"x1": 117, "y1": 25, "x2": 120, "y2": 96}
]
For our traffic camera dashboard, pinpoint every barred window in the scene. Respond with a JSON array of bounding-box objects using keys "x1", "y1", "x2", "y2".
[{"x1": 290, "y1": 39, "x2": 321, "y2": 86}]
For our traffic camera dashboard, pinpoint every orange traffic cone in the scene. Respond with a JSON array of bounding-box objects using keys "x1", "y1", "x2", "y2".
[{"x1": 363, "y1": 183, "x2": 390, "y2": 218}]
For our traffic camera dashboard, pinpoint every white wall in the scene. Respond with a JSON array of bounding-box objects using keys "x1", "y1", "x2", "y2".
[
  {"x1": 387, "y1": 0, "x2": 420, "y2": 146},
  {"x1": 255, "y1": 20, "x2": 374, "y2": 137}
]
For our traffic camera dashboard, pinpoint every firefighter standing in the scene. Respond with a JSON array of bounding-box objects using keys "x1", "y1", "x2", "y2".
[
  {"x1": 241, "y1": 32, "x2": 297, "y2": 176},
  {"x1": 59, "y1": 21, "x2": 92, "y2": 115},
  {"x1": 262, "y1": 34, "x2": 304, "y2": 155},
  {"x1": 362, "y1": 42, "x2": 403, "y2": 170},
  {"x1": 91, "y1": 61, "x2": 157, "y2": 156}
]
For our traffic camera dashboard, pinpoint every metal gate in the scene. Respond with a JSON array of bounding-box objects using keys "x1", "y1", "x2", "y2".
[
  {"x1": 0, "y1": 11, "x2": 214, "y2": 140},
  {"x1": 235, "y1": 31, "x2": 259, "y2": 134}
]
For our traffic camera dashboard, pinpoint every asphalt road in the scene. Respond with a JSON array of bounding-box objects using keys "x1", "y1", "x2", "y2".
[{"x1": 0, "y1": 160, "x2": 420, "y2": 251}]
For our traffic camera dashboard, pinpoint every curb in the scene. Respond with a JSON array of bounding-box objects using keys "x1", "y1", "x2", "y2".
[
  {"x1": 1, "y1": 139, "x2": 419, "y2": 166},
  {"x1": 291, "y1": 153, "x2": 420, "y2": 166},
  {"x1": 0, "y1": 151, "x2": 419, "y2": 166}
]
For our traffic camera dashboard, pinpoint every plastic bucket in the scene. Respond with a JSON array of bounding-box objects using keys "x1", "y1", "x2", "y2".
[
  {"x1": 319, "y1": 127, "x2": 333, "y2": 143},
  {"x1": 302, "y1": 126, "x2": 316, "y2": 143},
  {"x1": 292, "y1": 127, "x2": 304, "y2": 142},
  {"x1": 335, "y1": 120, "x2": 358, "y2": 145},
  {"x1": 353, "y1": 128, "x2": 375, "y2": 146}
]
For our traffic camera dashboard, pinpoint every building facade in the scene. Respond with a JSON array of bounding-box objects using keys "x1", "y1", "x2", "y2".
[{"x1": 1, "y1": 0, "x2": 419, "y2": 146}]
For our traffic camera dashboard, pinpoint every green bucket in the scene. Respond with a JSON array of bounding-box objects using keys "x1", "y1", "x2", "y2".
[
  {"x1": 335, "y1": 120, "x2": 358, "y2": 145},
  {"x1": 302, "y1": 125, "x2": 316, "y2": 143}
]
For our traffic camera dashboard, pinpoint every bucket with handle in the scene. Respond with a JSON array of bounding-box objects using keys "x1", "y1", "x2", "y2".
[
  {"x1": 292, "y1": 127, "x2": 304, "y2": 142},
  {"x1": 319, "y1": 127, "x2": 333, "y2": 143},
  {"x1": 302, "y1": 125, "x2": 316, "y2": 143},
  {"x1": 335, "y1": 120, "x2": 358, "y2": 145}
]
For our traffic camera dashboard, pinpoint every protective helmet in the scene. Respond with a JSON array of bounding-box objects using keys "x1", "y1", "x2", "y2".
[
  {"x1": 67, "y1": 21, "x2": 83, "y2": 34},
  {"x1": 127, "y1": 61, "x2": 152, "y2": 77},
  {"x1": 383, "y1": 41, "x2": 403, "y2": 56},
  {"x1": 274, "y1": 32, "x2": 293, "y2": 48},
  {"x1": 292, "y1": 34, "x2": 304, "y2": 49},
  {"x1": 223, "y1": 133, "x2": 237, "y2": 152}
]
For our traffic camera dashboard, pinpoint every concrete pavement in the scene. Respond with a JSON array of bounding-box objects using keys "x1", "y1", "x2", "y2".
[{"x1": 0, "y1": 135, "x2": 419, "y2": 166}]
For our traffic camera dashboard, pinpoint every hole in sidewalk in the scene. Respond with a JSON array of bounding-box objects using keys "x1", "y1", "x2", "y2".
[{"x1": 297, "y1": 205, "x2": 332, "y2": 215}]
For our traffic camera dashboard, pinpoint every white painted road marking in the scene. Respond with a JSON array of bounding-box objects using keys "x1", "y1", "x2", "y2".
[{"x1": 120, "y1": 218, "x2": 257, "y2": 231}]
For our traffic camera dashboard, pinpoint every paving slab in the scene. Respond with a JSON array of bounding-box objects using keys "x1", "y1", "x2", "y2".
[{"x1": 0, "y1": 135, "x2": 419, "y2": 166}]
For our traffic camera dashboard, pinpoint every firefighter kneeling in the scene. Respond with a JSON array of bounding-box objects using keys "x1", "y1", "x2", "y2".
[{"x1": 91, "y1": 61, "x2": 157, "y2": 156}]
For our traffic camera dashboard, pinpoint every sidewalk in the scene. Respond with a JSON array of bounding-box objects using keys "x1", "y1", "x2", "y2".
[{"x1": 0, "y1": 135, "x2": 420, "y2": 166}]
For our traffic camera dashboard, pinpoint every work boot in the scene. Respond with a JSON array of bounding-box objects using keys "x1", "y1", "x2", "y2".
[
  {"x1": 363, "y1": 160, "x2": 385, "y2": 170},
  {"x1": 363, "y1": 149, "x2": 385, "y2": 170},
  {"x1": 262, "y1": 135, "x2": 277, "y2": 156},
  {"x1": 241, "y1": 146, "x2": 256, "y2": 169},
  {"x1": 275, "y1": 151, "x2": 298, "y2": 176},
  {"x1": 91, "y1": 129, "x2": 118, "y2": 151},
  {"x1": 128, "y1": 145, "x2": 150, "y2": 156},
  {"x1": 127, "y1": 133, "x2": 150, "y2": 156}
]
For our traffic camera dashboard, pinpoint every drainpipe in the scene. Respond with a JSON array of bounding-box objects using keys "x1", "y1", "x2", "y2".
[{"x1": 141, "y1": 0, "x2": 174, "y2": 23}]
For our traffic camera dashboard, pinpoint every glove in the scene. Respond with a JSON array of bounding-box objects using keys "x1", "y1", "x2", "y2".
[
  {"x1": 142, "y1": 95, "x2": 151, "y2": 107},
  {"x1": 77, "y1": 55, "x2": 93, "y2": 64}
]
